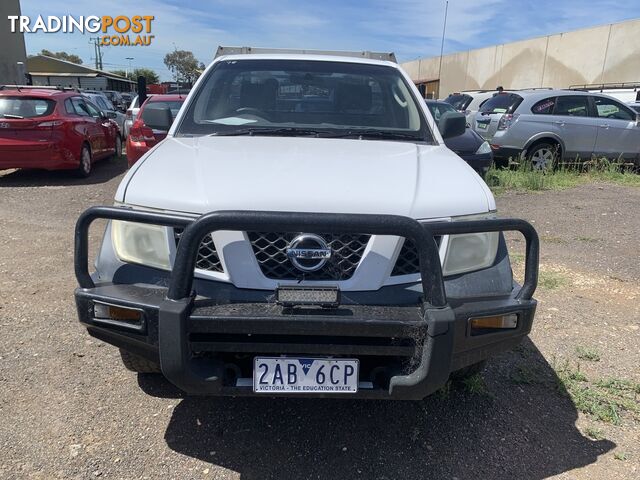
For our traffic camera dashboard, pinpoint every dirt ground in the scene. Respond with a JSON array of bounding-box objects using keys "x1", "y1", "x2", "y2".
[{"x1": 0, "y1": 157, "x2": 638, "y2": 480}]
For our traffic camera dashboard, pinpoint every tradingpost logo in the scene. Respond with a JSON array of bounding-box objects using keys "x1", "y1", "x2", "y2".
[{"x1": 7, "y1": 15, "x2": 155, "y2": 46}]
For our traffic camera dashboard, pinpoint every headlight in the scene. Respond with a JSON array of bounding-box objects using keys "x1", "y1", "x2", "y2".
[
  {"x1": 111, "y1": 220, "x2": 171, "y2": 270},
  {"x1": 475, "y1": 141, "x2": 492, "y2": 155},
  {"x1": 442, "y1": 213, "x2": 499, "y2": 276}
]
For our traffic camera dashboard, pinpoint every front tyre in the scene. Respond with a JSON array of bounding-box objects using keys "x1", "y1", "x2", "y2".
[{"x1": 119, "y1": 349, "x2": 161, "y2": 373}]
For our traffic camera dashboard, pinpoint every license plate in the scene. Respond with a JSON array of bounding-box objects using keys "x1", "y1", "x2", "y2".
[
  {"x1": 476, "y1": 122, "x2": 488, "y2": 130},
  {"x1": 253, "y1": 357, "x2": 359, "y2": 393}
]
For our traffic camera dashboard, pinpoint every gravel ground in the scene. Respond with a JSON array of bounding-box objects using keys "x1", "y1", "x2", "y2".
[{"x1": 0, "y1": 158, "x2": 638, "y2": 479}]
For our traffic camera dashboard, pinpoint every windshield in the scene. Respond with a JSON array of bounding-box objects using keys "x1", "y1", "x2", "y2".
[
  {"x1": 176, "y1": 59, "x2": 432, "y2": 142},
  {"x1": 443, "y1": 94, "x2": 472, "y2": 111},
  {"x1": 478, "y1": 93, "x2": 523, "y2": 114},
  {"x1": 426, "y1": 102, "x2": 456, "y2": 125}
]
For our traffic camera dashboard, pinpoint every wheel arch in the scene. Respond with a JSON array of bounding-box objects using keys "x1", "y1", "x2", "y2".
[{"x1": 523, "y1": 134, "x2": 565, "y2": 159}]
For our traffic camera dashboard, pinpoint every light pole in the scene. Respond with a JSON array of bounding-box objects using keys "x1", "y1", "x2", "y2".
[
  {"x1": 437, "y1": 0, "x2": 449, "y2": 99},
  {"x1": 125, "y1": 57, "x2": 134, "y2": 79}
]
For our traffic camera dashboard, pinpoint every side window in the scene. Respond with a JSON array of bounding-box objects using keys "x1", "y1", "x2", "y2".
[
  {"x1": 84, "y1": 101, "x2": 102, "y2": 118},
  {"x1": 64, "y1": 98, "x2": 76, "y2": 115},
  {"x1": 96, "y1": 98, "x2": 108, "y2": 110},
  {"x1": 71, "y1": 98, "x2": 90, "y2": 116},
  {"x1": 553, "y1": 96, "x2": 589, "y2": 117},
  {"x1": 531, "y1": 97, "x2": 556, "y2": 115},
  {"x1": 593, "y1": 97, "x2": 634, "y2": 121}
]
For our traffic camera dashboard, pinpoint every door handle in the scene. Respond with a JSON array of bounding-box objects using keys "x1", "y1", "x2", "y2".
[
  {"x1": 599, "y1": 124, "x2": 610, "y2": 129},
  {"x1": 553, "y1": 121, "x2": 565, "y2": 126}
]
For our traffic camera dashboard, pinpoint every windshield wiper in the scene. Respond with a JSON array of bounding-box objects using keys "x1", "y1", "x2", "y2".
[
  {"x1": 318, "y1": 129, "x2": 423, "y2": 141},
  {"x1": 209, "y1": 127, "x2": 324, "y2": 137},
  {"x1": 2, "y1": 114, "x2": 24, "y2": 119}
]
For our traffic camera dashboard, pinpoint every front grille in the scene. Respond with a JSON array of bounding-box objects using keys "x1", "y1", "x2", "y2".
[
  {"x1": 248, "y1": 232, "x2": 370, "y2": 280},
  {"x1": 390, "y1": 237, "x2": 442, "y2": 276},
  {"x1": 174, "y1": 228, "x2": 223, "y2": 273}
]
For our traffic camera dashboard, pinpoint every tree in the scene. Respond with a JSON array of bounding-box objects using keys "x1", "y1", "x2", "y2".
[
  {"x1": 110, "y1": 69, "x2": 129, "y2": 79},
  {"x1": 40, "y1": 49, "x2": 83, "y2": 65},
  {"x1": 110, "y1": 68, "x2": 159, "y2": 84},
  {"x1": 164, "y1": 50, "x2": 204, "y2": 85},
  {"x1": 133, "y1": 68, "x2": 160, "y2": 85}
]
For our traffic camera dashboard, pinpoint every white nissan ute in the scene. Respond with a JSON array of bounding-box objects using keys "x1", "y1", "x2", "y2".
[{"x1": 74, "y1": 47, "x2": 539, "y2": 400}]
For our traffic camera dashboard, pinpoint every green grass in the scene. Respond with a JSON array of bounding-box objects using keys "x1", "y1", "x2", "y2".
[
  {"x1": 584, "y1": 426, "x2": 604, "y2": 440},
  {"x1": 510, "y1": 253, "x2": 525, "y2": 265},
  {"x1": 576, "y1": 346, "x2": 601, "y2": 362},
  {"x1": 485, "y1": 156, "x2": 640, "y2": 194},
  {"x1": 461, "y1": 373, "x2": 490, "y2": 396},
  {"x1": 554, "y1": 360, "x2": 640, "y2": 425},
  {"x1": 614, "y1": 452, "x2": 629, "y2": 461},
  {"x1": 539, "y1": 270, "x2": 568, "y2": 289}
]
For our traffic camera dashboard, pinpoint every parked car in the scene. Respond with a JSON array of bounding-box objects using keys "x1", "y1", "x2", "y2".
[
  {"x1": 0, "y1": 87, "x2": 122, "y2": 177},
  {"x1": 74, "y1": 49, "x2": 539, "y2": 400},
  {"x1": 425, "y1": 99, "x2": 492, "y2": 176},
  {"x1": 125, "y1": 94, "x2": 186, "y2": 166},
  {"x1": 103, "y1": 90, "x2": 127, "y2": 112},
  {"x1": 443, "y1": 90, "x2": 498, "y2": 118},
  {"x1": 628, "y1": 101, "x2": 640, "y2": 113},
  {"x1": 471, "y1": 89, "x2": 640, "y2": 169},
  {"x1": 123, "y1": 94, "x2": 145, "y2": 138},
  {"x1": 82, "y1": 92, "x2": 126, "y2": 137},
  {"x1": 82, "y1": 89, "x2": 126, "y2": 112},
  {"x1": 121, "y1": 92, "x2": 134, "y2": 109}
]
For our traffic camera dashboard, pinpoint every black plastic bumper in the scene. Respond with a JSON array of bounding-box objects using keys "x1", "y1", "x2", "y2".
[
  {"x1": 74, "y1": 208, "x2": 539, "y2": 400},
  {"x1": 457, "y1": 152, "x2": 493, "y2": 175}
]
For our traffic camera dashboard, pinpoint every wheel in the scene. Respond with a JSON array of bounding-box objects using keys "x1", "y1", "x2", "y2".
[
  {"x1": 119, "y1": 349, "x2": 161, "y2": 373},
  {"x1": 450, "y1": 360, "x2": 487, "y2": 380},
  {"x1": 75, "y1": 144, "x2": 92, "y2": 178},
  {"x1": 113, "y1": 134, "x2": 123, "y2": 158},
  {"x1": 527, "y1": 142, "x2": 558, "y2": 170}
]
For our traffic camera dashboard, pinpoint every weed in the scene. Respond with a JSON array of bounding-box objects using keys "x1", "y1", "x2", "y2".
[
  {"x1": 510, "y1": 253, "x2": 525, "y2": 265},
  {"x1": 539, "y1": 270, "x2": 567, "y2": 289},
  {"x1": 461, "y1": 373, "x2": 490, "y2": 396},
  {"x1": 554, "y1": 360, "x2": 640, "y2": 425},
  {"x1": 486, "y1": 155, "x2": 640, "y2": 193},
  {"x1": 614, "y1": 452, "x2": 628, "y2": 461},
  {"x1": 540, "y1": 235, "x2": 567, "y2": 244},
  {"x1": 584, "y1": 427, "x2": 604, "y2": 440},
  {"x1": 437, "y1": 381, "x2": 452, "y2": 400},
  {"x1": 576, "y1": 235, "x2": 598, "y2": 243},
  {"x1": 576, "y1": 346, "x2": 601, "y2": 362}
]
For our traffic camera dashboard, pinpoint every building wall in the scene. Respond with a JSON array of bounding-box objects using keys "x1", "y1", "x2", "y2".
[
  {"x1": 0, "y1": 0, "x2": 28, "y2": 85},
  {"x1": 402, "y1": 18, "x2": 640, "y2": 98}
]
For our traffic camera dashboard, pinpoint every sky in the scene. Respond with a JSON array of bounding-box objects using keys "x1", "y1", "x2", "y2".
[{"x1": 17, "y1": 0, "x2": 640, "y2": 81}]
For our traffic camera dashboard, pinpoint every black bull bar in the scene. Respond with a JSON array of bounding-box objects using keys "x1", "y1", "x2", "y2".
[{"x1": 75, "y1": 207, "x2": 539, "y2": 399}]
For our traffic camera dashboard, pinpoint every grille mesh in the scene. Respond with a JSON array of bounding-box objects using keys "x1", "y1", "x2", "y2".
[
  {"x1": 390, "y1": 237, "x2": 442, "y2": 277},
  {"x1": 248, "y1": 232, "x2": 370, "y2": 280},
  {"x1": 174, "y1": 228, "x2": 223, "y2": 273}
]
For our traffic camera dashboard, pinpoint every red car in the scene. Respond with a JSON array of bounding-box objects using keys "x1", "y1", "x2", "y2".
[
  {"x1": 126, "y1": 94, "x2": 186, "y2": 167},
  {"x1": 0, "y1": 87, "x2": 122, "y2": 177}
]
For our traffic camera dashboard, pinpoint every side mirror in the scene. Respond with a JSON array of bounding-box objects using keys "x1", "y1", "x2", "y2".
[
  {"x1": 636, "y1": 113, "x2": 640, "y2": 126},
  {"x1": 142, "y1": 107, "x2": 173, "y2": 131},
  {"x1": 439, "y1": 111, "x2": 467, "y2": 139}
]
